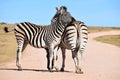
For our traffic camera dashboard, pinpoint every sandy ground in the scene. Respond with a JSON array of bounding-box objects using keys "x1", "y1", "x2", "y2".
[{"x1": 0, "y1": 30, "x2": 120, "y2": 80}]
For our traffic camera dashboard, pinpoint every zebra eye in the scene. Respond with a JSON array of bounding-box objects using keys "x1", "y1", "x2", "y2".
[
  {"x1": 51, "y1": 18, "x2": 57, "y2": 23},
  {"x1": 54, "y1": 18, "x2": 57, "y2": 21}
]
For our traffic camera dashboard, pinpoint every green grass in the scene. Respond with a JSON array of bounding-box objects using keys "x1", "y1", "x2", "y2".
[
  {"x1": 94, "y1": 35, "x2": 120, "y2": 47},
  {"x1": 0, "y1": 24, "x2": 17, "y2": 62}
]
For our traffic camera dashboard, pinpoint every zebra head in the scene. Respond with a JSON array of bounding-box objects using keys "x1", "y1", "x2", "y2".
[
  {"x1": 51, "y1": 6, "x2": 73, "y2": 26},
  {"x1": 51, "y1": 6, "x2": 76, "y2": 26}
]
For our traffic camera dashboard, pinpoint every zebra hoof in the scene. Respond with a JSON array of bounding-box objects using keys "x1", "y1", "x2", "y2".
[
  {"x1": 55, "y1": 67, "x2": 59, "y2": 72},
  {"x1": 60, "y1": 68, "x2": 64, "y2": 72},
  {"x1": 49, "y1": 69, "x2": 54, "y2": 72},
  {"x1": 48, "y1": 67, "x2": 53, "y2": 72},
  {"x1": 76, "y1": 71, "x2": 83, "y2": 74},
  {"x1": 18, "y1": 69, "x2": 22, "y2": 71},
  {"x1": 17, "y1": 66, "x2": 22, "y2": 71}
]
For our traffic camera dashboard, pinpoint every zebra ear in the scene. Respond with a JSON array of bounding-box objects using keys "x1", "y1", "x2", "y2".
[
  {"x1": 56, "y1": 7, "x2": 58, "y2": 11},
  {"x1": 56, "y1": 7, "x2": 61, "y2": 14},
  {"x1": 60, "y1": 6, "x2": 67, "y2": 12}
]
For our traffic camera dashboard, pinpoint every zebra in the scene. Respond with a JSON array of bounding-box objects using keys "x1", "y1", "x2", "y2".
[
  {"x1": 4, "y1": 7, "x2": 74, "y2": 71},
  {"x1": 47, "y1": 6, "x2": 88, "y2": 73},
  {"x1": 59, "y1": 21, "x2": 88, "y2": 73}
]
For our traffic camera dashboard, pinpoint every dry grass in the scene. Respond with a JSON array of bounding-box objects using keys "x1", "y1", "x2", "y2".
[
  {"x1": 88, "y1": 26, "x2": 120, "y2": 33},
  {"x1": 90, "y1": 26, "x2": 120, "y2": 47},
  {"x1": 0, "y1": 24, "x2": 17, "y2": 62},
  {"x1": 94, "y1": 35, "x2": 120, "y2": 47}
]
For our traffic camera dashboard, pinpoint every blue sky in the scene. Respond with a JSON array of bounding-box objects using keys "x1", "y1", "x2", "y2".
[{"x1": 0, "y1": 0, "x2": 120, "y2": 27}]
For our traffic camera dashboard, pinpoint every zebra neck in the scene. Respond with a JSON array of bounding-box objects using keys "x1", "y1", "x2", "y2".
[{"x1": 55, "y1": 22, "x2": 65, "y2": 36}]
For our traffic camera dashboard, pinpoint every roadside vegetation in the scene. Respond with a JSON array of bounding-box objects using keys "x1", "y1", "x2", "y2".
[
  {"x1": 94, "y1": 35, "x2": 120, "y2": 47},
  {"x1": 88, "y1": 26, "x2": 120, "y2": 33},
  {"x1": 0, "y1": 23, "x2": 17, "y2": 63}
]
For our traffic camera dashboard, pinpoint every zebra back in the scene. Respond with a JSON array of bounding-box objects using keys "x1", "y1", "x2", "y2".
[
  {"x1": 60, "y1": 21, "x2": 88, "y2": 54},
  {"x1": 14, "y1": 8, "x2": 73, "y2": 48}
]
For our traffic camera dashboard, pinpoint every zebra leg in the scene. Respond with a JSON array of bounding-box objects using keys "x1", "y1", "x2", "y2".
[
  {"x1": 16, "y1": 40, "x2": 28, "y2": 71},
  {"x1": 45, "y1": 48, "x2": 55, "y2": 71},
  {"x1": 16, "y1": 41, "x2": 24, "y2": 71},
  {"x1": 72, "y1": 50, "x2": 83, "y2": 74},
  {"x1": 46, "y1": 53, "x2": 50, "y2": 70},
  {"x1": 45, "y1": 48, "x2": 52, "y2": 70},
  {"x1": 60, "y1": 48, "x2": 66, "y2": 72},
  {"x1": 47, "y1": 47, "x2": 54, "y2": 72},
  {"x1": 45, "y1": 48, "x2": 49, "y2": 70},
  {"x1": 53, "y1": 47, "x2": 59, "y2": 71},
  {"x1": 22, "y1": 40, "x2": 28, "y2": 52},
  {"x1": 47, "y1": 47, "x2": 59, "y2": 72}
]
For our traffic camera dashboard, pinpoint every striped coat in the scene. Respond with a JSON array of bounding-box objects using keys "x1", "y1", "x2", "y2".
[
  {"x1": 59, "y1": 21, "x2": 88, "y2": 73},
  {"x1": 4, "y1": 8, "x2": 73, "y2": 71}
]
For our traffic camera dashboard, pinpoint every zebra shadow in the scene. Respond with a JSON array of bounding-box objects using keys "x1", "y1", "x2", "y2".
[{"x1": 0, "y1": 68, "x2": 72, "y2": 73}]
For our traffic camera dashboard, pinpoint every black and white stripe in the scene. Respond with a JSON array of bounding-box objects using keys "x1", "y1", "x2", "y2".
[
  {"x1": 49, "y1": 6, "x2": 88, "y2": 73},
  {"x1": 4, "y1": 7, "x2": 73, "y2": 71},
  {"x1": 79, "y1": 22, "x2": 88, "y2": 55},
  {"x1": 59, "y1": 21, "x2": 88, "y2": 73}
]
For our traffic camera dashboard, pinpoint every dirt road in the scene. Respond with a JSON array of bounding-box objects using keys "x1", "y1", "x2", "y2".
[{"x1": 0, "y1": 30, "x2": 120, "y2": 80}]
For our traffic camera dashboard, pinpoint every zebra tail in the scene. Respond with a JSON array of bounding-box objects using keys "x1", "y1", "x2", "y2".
[
  {"x1": 76, "y1": 24, "x2": 83, "y2": 59},
  {"x1": 4, "y1": 27, "x2": 14, "y2": 33},
  {"x1": 79, "y1": 24, "x2": 88, "y2": 59}
]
